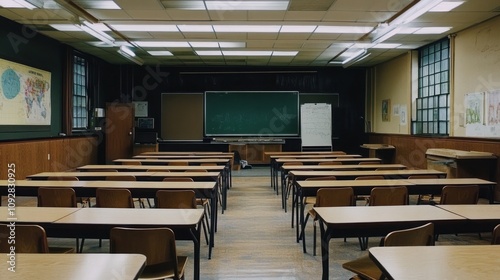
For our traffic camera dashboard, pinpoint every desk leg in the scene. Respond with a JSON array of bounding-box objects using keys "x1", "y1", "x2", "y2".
[
  {"x1": 190, "y1": 225, "x2": 201, "y2": 280},
  {"x1": 209, "y1": 187, "x2": 217, "y2": 259},
  {"x1": 319, "y1": 221, "x2": 332, "y2": 280}
]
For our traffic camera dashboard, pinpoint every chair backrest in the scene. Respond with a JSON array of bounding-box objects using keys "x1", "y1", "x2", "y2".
[
  {"x1": 315, "y1": 187, "x2": 355, "y2": 207},
  {"x1": 358, "y1": 162, "x2": 380, "y2": 165},
  {"x1": 355, "y1": 175, "x2": 385, "y2": 180},
  {"x1": 331, "y1": 151, "x2": 347, "y2": 155},
  {"x1": 110, "y1": 227, "x2": 181, "y2": 278},
  {"x1": 0, "y1": 224, "x2": 49, "y2": 253},
  {"x1": 369, "y1": 186, "x2": 408, "y2": 206},
  {"x1": 407, "y1": 175, "x2": 440, "y2": 179},
  {"x1": 122, "y1": 161, "x2": 142, "y2": 165},
  {"x1": 318, "y1": 161, "x2": 342, "y2": 165},
  {"x1": 375, "y1": 167, "x2": 402, "y2": 170},
  {"x1": 282, "y1": 161, "x2": 303, "y2": 166},
  {"x1": 47, "y1": 176, "x2": 79, "y2": 181},
  {"x1": 38, "y1": 187, "x2": 77, "y2": 207},
  {"x1": 383, "y1": 222, "x2": 435, "y2": 246},
  {"x1": 305, "y1": 176, "x2": 337, "y2": 181},
  {"x1": 169, "y1": 161, "x2": 189, "y2": 166},
  {"x1": 156, "y1": 190, "x2": 196, "y2": 209},
  {"x1": 200, "y1": 162, "x2": 217, "y2": 166},
  {"x1": 105, "y1": 175, "x2": 136, "y2": 181},
  {"x1": 163, "y1": 177, "x2": 194, "y2": 182},
  {"x1": 440, "y1": 185, "x2": 479, "y2": 205},
  {"x1": 492, "y1": 224, "x2": 500, "y2": 245},
  {"x1": 95, "y1": 188, "x2": 135, "y2": 208}
]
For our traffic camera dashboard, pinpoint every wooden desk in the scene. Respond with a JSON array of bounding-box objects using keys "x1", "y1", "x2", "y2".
[
  {"x1": 271, "y1": 157, "x2": 382, "y2": 194},
  {"x1": 369, "y1": 245, "x2": 500, "y2": 280},
  {"x1": 141, "y1": 151, "x2": 226, "y2": 155},
  {"x1": 0, "y1": 206, "x2": 81, "y2": 223},
  {"x1": 0, "y1": 253, "x2": 146, "y2": 280},
  {"x1": 78, "y1": 164, "x2": 226, "y2": 172},
  {"x1": 314, "y1": 205, "x2": 466, "y2": 280},
  {"x1": 404, "y1": 178, "x2": 496, "y2": 203},
  {"x1": 133, "y1": 154, "x2": 234, "y2": 159},
  {"x1": 436, "y1": 204, "x2": 500, "y2": 231},
  {"x1": 289, "y1": 169, "x2": 446, "y2": 181},
  {"x1": 51, "y1": 208, "x2": 203, "y2": 280},
  {"x1": 294, "y1": 179, "x2": 411, "y2": 241},
  {"x1": 0, "y1": 180, "x2": 218, "y2": 260}
]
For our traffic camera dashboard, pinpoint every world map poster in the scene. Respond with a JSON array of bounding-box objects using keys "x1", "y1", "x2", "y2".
[{"x1": 0, "y1": 58, "x2": 51, "y2": 125}]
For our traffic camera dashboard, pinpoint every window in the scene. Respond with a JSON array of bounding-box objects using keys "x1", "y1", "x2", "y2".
[
  {"x1": 413, "y1": 38, "x2": 450, "y2": 135},
  {"x1": 72, "y1": 55, "x2": 88, "y2": 130}
]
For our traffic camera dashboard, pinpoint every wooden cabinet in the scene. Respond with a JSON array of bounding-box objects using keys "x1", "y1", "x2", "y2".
[{"x1": 229, "y1": 143, "x2": 282, "y2": 165}]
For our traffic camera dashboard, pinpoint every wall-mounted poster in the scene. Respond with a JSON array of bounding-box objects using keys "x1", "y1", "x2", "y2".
[
  {"x1": 133, "y1": 101, "x2": 148, "y2": 117},
  {"x1": 0, "y1": 58, "x2": 51, "y2": 125},
  {"x1": 382, "y1": 99, "x2": 390, "y2": 121},
  {"x1": 465, "y1": 90, "x2": 500, "y2": 137}
]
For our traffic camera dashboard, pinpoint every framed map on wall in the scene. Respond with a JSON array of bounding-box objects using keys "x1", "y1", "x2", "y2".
[{"x1": 0, "y1": 58, "x2": 51, "y2": 125}]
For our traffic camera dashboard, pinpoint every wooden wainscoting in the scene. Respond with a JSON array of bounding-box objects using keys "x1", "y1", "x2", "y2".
[
  {"x1": 0, "y1": 136, "x2": 98, "y2": 179},
  {"x1": 367, "y1": 133, "x2": 500, "y2": 201}
]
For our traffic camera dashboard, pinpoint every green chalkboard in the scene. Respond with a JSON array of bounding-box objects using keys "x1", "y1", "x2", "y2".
[{"x1": 204, "y1": 91, "x2": 299, "y2": 136}]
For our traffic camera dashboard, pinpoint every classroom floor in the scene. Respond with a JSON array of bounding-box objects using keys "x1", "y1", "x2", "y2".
[{"x1": 8, "y1": 166, "x2": 493, "y2": 280}]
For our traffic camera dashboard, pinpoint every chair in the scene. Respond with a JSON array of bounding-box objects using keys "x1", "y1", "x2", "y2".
[
  {"x1": 95, "y1": 188, "x2": 135, "y2": 208},
  {"x1": 318, "y1": 161, "x2": 342, "y2": 165},
  {"x1": 301, "y1": 187, "x2": 355, "y2": 255},
  {"x1": 440, "y1": 185, "x2": 479, "y2": 205},
  {"x1": 358, "y1": 162, "x2": 380, "y2": 165},
  {"x1": 0, "y1": 224, "x2": 74, "y2": 253},
  {"x1": 122, "y1": 161, "x2": 142, "y2": 165},
  {"x1": 37, "y1": 187, "x2": 81, "y2": 252},
  {"x1": 105, "y1": 175, "x2": 148, "y2": 208},
  {"x1": 46, "y1": 176, "x2": 88, "y2": 207},
  {"x1": 492, "y1": 224, "x2": 500, "y2": 245},
  {"x1": 357, "y1": 186, "x2": 408, "y2": 250},
  {"x1": 156, "y1": 188, "x2": 210, "y2": 246},
  {"x1": 110, "y1": 227, "x2": 187, "y2": 280},
  {"x1": 343, "y1": 222, "x2": 434, "y2": 280},
  {"x1": 354, "y1": 176, "x2": 385, "y2": 205},
  {"x1": 282, "y1": 161, "x2": 303, "y2": 212},
  {"x1": 408, "y1": 174, "x2": 441, "y2": 204},
  {"x1": 331, "y1": 151, "x2": 347, "y2": 155},
  {"x1": 169, "y1": 161, "x2": 189, "y2": 166}
]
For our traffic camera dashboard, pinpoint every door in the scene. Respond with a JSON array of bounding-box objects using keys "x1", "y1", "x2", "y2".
[{"x1": 105, "y1": 103, "x2": 134, "y2": 163}]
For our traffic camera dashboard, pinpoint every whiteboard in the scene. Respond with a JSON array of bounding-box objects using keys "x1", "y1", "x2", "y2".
[{"x1": 300, "y1": 103, "x2": 332, "y2": 147}]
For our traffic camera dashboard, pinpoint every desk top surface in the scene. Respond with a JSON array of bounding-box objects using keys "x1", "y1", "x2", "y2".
[
  {"x1": 78, "y1": 164, "x2": 225, "y2": 171},
  {"x1": 54, "y1": 207, "x2": 204, "y2": 226},
  {"x1": 27, "y1": 171, "x2": 220, "y2": 178},
  {"x1": 276, "y1": 157, "x2": 381, "y2": 163},
  {"x1": 437, "y1": 204, "x2": 500, "y2": 220},
  {"x1": 314, "y1": 205, "x2": 465, "y2": 225},
  {"x1": 297, "y1": 179, "x2": 411, "y2": 188},
  {"x1": 270, "y1": 154, "x2": 361, "y2": 159},
  {"x1": 0, "y1": 253, "x2": 146, "y2": 280},
  {"x1": 404, "y1": 178, "x2": 496, "y2": 185},
  {"x1": 0, "y1": 180, "x2": 217, "y2": 190},
  {"x1": 115, "y1": 158, "x2": 230, "y2": 163},
  {"x1": 0, "y1": 207, "x2": 80, "y2": 223},
  {"x1": 133, "y1": 154, "x2": 233, "y2": 159},
  {"x1": 369, "y1": 245, "x2": 500, "y2": 280},
  {"x1": 281, "y1": 164, "x2": 406, "y2": 170},
  {"x1": 289, "y1": 169, "x2": 445, "y2": 177}
]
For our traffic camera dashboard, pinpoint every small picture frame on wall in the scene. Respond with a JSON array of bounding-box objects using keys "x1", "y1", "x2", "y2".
[
  {"x1": 137, "y1": 117, "x2": 154, "y2": 129},
  {"x1": 382, "y1": 99, "x2": 390, "y2": 122}
]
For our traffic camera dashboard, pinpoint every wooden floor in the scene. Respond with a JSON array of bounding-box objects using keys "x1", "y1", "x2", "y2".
[{"x1": 8, "y1": 167, "x2": 493, "y2": 280}]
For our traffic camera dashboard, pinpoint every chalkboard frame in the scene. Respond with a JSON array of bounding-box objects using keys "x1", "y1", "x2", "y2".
[{"x1": 204, "y1": 91, "x2": 300, "y2": 137}]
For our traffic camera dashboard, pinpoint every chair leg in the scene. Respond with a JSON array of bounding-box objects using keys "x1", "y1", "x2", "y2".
[
  {"x1": 78, "y1": 238, "x2": 85, "y2": 253},
  {"x1": 301, "y1": 213, "x2": 310, "y2": 253},
  {"x1": 358, "y1": 237, "x2": 368, "y2": 251},
  {"x1": 313, "y1": 220, "x2": 317, "y2": 256},
  {"x1": 201, "y1": 216, "x2": 209, "y2": 246}
]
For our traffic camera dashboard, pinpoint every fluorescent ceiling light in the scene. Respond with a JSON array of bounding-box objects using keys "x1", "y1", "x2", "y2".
[
  {"x1": 50, "y1": 24, "x2": 82, "y2": 31},
  {"x1": 315, "y1": 26, "x2": 373, "y2": 34},
  {"x1": 222, "y1": 51, "x2": 273, "y2": 56},
  {"x1": 219, "y1": 42, "x2": 246, "y2": 48},
  {"x1": 390, "y1": 0, "x2": 443, "y2": 25},
  {"x1": 214, "y1": 25, "x2": 281, "y2": 33},
  {"x1": 397, "y1": 27, "x2": 421, "y2": 34},
  {"x1": 413, "y1": 27, "x2": 451, "y2": 34},
  {"x1": 80, "y1": 21, "x2": 115, "y2": 45},
  {"x1": 280, "y1": 26, "x2": 317, "y2": 33},
  {"x1": 196, "y1": 50, "x2": 223, "y2": 56},
  {"x1": 205, "y1": 1, "x2": 289, "y2": 10},
  {"x1": 111, "y1": 25, "x2": 178, "y2": 32},
  {"x1": 147, "y1": 51, "x2": 173, "y2": 56},
  {"x1": 54, "y1": 0, "x2": 98, "y2": 23},
  {"x1": 77, "y1": 0, "x2": 120, "y2": 9},
  {"x1": 134, "y1": 41, "x2": 190, "y2": 47},
  {"x1": 429, "y1": 1, "x2": 464, "y2": 12},
  {"x1": 0, "y1": 0, "x2": 24, "y2": 8},
  {"x1": 189, "y1": 42, "x2": 246, "y2": 48},
  {"x1": 118, "y1": 46, "x2": 143, "y2": 65},
  {"x1": 178, "y1": 25, "x2": 214, "y2": 32},
  {"x1": 342, "y1": 49, "x2": 367, "y2": 65},
  {"x1": 372, "y1": 27, "x2": 400, "y2": 44},
  {"x1": 12, "y1": 0, "x2": 41, "y2": 9}
]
